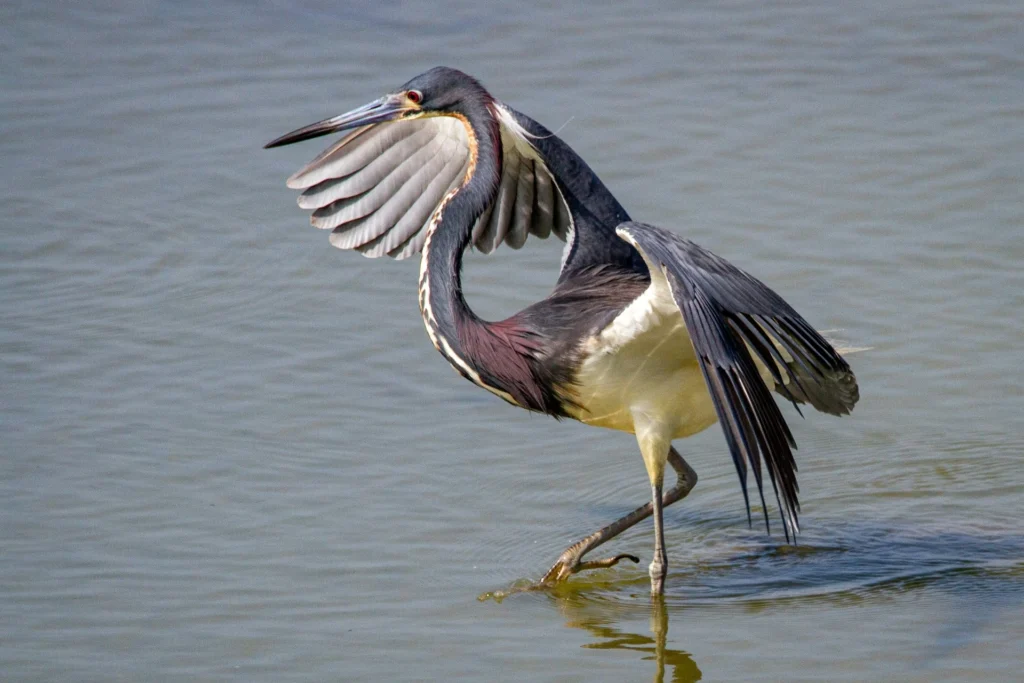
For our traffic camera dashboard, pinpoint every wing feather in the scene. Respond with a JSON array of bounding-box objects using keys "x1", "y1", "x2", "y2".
[
  {"x1": 346, "y1": 141, "x2": 466, "y2": 256},
  {"x1": 529, "y1": 160, "x2": 554, "y2": 239},
  {"x1": 389, "y1": 150, "x2": 469, "y2": 259},
  {"x1": 328, "y1": 150, "x2": 447, "y2": 250},
  {"x1": 287, "y1": 122, "x2": 421, "y2": 190},
  {"x1": 506, "y1": 159, "x2": 535, "y2": 249},
  {"x1": 552, "y1": 185, "x2": 571, "y2": 241},
  {"x1": 618, "y1": 221, "x2": 859, "y2": 539},
  {"x1": 485, "y1": 145, "x2": 520, "y2": 252},
  {"x1": 280, "y1": 105, "x2": 570, "y2": 260},
  {"x1": 313, "y1": 133, "x2": 448, "y2": 231},
  {"x1": 471, "y1": 193, "x2": 499, "y2": 252},
  {"x1": 297, "y1": 125, "x2": 439, "y2": 209}
]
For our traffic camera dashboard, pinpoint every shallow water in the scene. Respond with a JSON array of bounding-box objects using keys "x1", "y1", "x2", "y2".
[{"x1": 3, "y1": 1, "x2": 1023, "y2": 680}]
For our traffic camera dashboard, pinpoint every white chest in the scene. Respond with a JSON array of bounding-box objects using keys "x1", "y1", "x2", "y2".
[{"x1": 565, "y1": 275, "x2": 719, "y2": 440}]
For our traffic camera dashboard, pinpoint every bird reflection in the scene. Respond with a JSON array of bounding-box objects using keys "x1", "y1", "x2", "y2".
[{"x1": 550, "y1": 593, "x2": 702, "y2": 683}]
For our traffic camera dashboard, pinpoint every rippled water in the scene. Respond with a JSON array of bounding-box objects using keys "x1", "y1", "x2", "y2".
[{"x1": 3, "y1": 1, "x2": 1023, "y2": 681}]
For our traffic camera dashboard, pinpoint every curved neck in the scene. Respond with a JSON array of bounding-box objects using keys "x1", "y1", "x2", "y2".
[
  {"x1": 417, "y1": 106, "x2": 519, "y2": 400},
  {"x1": 418, "y1": 107, "x2": 500, "y2": 327},
  {"x1": 416, "y1": 105, "x2": 562, "y2": 414}
]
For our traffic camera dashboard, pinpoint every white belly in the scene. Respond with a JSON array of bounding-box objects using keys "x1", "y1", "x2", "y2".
[{"x1": 565, "y1": 273, "x2": 719, "y2": 439}]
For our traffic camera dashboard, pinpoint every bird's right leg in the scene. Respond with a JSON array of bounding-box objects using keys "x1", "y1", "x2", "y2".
[{"x1": 540, "y1": 446, "x2": 697, "y2": 585}]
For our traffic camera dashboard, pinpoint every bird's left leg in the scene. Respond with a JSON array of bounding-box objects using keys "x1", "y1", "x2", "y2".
[
  {"x1": 540, "y1": 446, "x2": 696, "y2": 585},
  {"x1": 635, "y1": 415, "x2": 671, "y2": 595}
]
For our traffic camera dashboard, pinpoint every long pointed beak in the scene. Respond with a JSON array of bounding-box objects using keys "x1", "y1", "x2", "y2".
[{"x1": 264, "y1": 94, "x2": 414, "y2": 149}]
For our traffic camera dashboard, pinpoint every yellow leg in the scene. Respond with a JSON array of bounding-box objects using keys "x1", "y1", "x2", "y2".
[
  {"x1": 634, "y1": 410, "x2": 672, "y2": 595},
  {"x1": 648, "y1": 480, "x2": 667, "y2": 594},
  {"x1": 540, "y1": 448, "x2": 697, "y2": 585}
]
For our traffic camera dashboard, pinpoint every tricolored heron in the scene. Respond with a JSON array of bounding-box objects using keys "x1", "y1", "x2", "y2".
[{"x1": 265, "y1": 67, "x2": 858, "y2": 595}]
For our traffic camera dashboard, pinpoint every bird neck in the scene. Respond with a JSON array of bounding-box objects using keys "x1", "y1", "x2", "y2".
[
  {"x1": 419, "y1": 108, "x2": 497, "y2": 290},
  {"x1": 417, "y1": 109, "x2": 498, "y2": 329},
  {"x1": 417, "y1": 107, "x2": 549, "y2": 412}
]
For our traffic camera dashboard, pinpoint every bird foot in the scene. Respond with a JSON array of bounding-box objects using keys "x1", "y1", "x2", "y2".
[{"x1": 540, "y1": 550, "x2": 640, "y2": 585}]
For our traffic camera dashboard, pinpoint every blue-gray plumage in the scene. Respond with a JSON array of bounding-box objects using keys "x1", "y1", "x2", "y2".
[{"x1": 265, "y1": 67, "x2": 858, "y2": 595}]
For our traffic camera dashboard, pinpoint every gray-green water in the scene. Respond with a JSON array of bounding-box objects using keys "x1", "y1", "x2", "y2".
[{"x1": 3, "y1": 1, "x2": 1023, "y2": 680}]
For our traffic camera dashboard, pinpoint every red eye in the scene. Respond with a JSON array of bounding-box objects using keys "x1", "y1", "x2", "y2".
[{"x1": 407, "y1": 90, "x2": 423, "y2": 104}]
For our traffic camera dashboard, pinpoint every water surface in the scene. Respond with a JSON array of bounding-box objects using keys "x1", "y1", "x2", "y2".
[{"x1": 3, "y1": 1, "x2": 1023, "y2": 680}]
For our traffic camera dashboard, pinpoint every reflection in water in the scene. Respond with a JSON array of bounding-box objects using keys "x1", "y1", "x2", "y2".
[
  {"x1": 551, "y1": 593, "x2": 701, "y2": 683},
  {"x1": 483, "y1": 523, "x2": 1024, "y2": 681}
]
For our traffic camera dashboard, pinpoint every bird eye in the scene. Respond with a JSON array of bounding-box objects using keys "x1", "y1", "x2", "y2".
[{"x1": 407, "y1": 90, "x2": 423, "y2": 104}]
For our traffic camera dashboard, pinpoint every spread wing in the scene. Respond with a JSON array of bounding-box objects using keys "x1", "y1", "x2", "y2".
[
  {"x1": 283, "y1": 110, "x2": 570, "y2": 259},
  {"x1": 617, "y1": 221, "x2": 859, "y2": 539}
]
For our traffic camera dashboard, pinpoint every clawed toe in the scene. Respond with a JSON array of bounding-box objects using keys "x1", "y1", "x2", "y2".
[
  {"x1": 575, "y1": 552, "x2": 640, "y2": 573},
  {"x1": 540, "y1": 551, "x2": 640, "y2": 586}
]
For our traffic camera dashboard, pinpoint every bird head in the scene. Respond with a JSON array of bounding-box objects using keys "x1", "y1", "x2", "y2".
[{"x1": 264, "y1": 66, "x2": 491, "y2": 149}]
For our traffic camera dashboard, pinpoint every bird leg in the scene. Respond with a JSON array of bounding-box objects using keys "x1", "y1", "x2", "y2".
[
  {"x1": 540, "y1": 447, "x2": 697, "y2": 585},
  {"x1": 649, "y1": 479, "x2": 668, "y2": 594}
]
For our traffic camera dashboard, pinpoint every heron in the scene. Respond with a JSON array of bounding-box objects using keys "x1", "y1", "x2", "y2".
[{"x1": 265, "y1": 67, "x2": 858, "y2": 595}]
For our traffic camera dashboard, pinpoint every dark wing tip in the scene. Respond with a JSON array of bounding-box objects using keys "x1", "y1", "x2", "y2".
[
  {"x1": 672, "y1": 274, "x2": 802, "y2": 539},
  {"x1": 619, "y1": 222, "x2": 807, "y2": 539}
]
